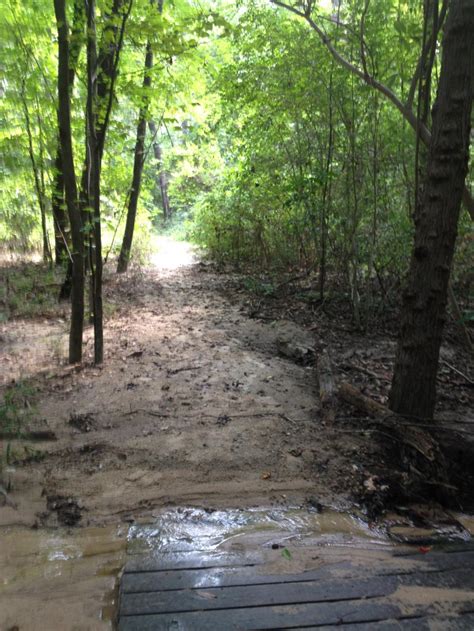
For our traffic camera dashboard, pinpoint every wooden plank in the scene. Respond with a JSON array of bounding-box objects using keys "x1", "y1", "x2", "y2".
[
  {"x1": 120, "y1": 567, "x2": 474, "y2": 617},
  {"x1": 121, "y1": 549, "x2": 474, "y2": 594},
  {"x1": 122, "y1": 564, "x2": 344, "y2": 594},
  {"x1": 118, "y1": 599, "x2": 403, "y2": 631},
  {"x1": 120, "y1": 576, "x2": 391, "y2": 616},
  {"x1": 125, "y1": 549, "x2": 264, "y2": 573},
  {"x1": 301, "y1": 612, "x2": 474, "y2": 630}
]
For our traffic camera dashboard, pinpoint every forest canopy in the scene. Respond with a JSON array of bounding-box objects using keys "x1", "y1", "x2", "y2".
[{"x1": 0, "y1": 0, "x2": 472, "y2": 415}]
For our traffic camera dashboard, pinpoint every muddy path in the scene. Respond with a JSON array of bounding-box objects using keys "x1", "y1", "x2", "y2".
[
  {"x1": 0, "y1": 245, "x2": 348, "y2": 527},
  {"x1": 1, "y1": 239, "x2": 472, "y2": 529}
]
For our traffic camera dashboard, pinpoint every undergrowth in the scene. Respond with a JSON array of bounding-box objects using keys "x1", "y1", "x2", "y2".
[
  {"x1": 0, "y1": 380, "x2": 37, "y2": 471},
  {"x1": 0, "y1": 263, "x2": 62, "y2": 321}
]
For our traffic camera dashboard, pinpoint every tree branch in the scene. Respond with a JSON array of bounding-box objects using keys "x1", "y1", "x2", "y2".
[{"x1": 270, "y1": 0, "x2": 474, "y2": 221}]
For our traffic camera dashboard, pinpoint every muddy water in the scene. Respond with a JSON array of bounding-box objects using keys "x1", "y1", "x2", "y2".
[
  {"x1": 0, "y1": 525, "x2": 127, "y2": 631},
  {"x1": 1, "y1": 506, "x2": 472, "y2": 630},
  {"x1": 127, "y1": 507, "x2": 390, "y2": 556}
]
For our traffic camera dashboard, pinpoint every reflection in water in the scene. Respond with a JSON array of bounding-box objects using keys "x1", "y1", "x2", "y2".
[
  {"x1": 127, "y1": 506, "x2": 389, "y2": 557},
  {"x1": 128, "y1": 506, "x2": 472, "y2": 557}
]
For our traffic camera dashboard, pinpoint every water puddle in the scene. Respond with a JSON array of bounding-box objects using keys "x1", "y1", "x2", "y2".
[
  {"x1": 127, "y1": 506, "x2": 472, "y2": 558},
  {"x1": 1, "y1": 506, "x2": 471, "y2": 629},
  {"x1": 127, "y1": 506, "x2": 389, "y2": 556},
  {"x1": 0, "y1": 525, "x2": 127, "y2": 631}
]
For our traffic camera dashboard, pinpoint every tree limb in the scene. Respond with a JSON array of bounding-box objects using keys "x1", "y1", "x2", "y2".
[{"x1": 270, "y1": 0, "x2": 474, "y2": 221}]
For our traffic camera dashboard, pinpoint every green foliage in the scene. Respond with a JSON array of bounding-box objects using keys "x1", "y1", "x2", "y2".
[
  {"x1": 0, "y1": 0, "x2": 472, "y2": 328},
  {"x1": 0, "y1": 380, "x2": 37, "y2": 469},
  {"x1": 0, "y1": 263, "x2": 60, "y2": 321}
]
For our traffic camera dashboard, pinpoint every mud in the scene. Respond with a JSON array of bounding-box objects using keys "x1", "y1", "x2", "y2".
[
  {"x1": 2, "y1": 242, "x2": 358, "y2": 527},
  {"x1": 0, "y1": 525, "x2": 127, "y2": 631}
]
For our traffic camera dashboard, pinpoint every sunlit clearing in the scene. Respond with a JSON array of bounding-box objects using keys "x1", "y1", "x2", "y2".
[{"x1": 149, "y1": 236, "x2": 197, "y2": 270}]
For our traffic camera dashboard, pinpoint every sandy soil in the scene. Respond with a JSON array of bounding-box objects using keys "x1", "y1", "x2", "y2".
[{"x1": 1, "y1": 239, "x2": 472, "y2": 529}]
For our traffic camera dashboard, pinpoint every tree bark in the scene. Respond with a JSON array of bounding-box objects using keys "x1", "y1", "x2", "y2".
[
  {"x1": 389, "y1": 0, "x2": 474, "y2": 419},
  {"x1": 82, "y1": 0, "x2": 131, "y2": 360},
  {"x1": 52, "y1": 0, "x2": 85, "y2": 268},
  {"x1": 53, "y1": 0, "x2": 85, "y2": 364},
  {"x1": 117, "y1": 39, "x2": 154, "y2": 273},
  {"x1": 52, "y1": 147, "x2": 70, "y2": 265},
  {"x1": 85, "y1": 0, "x2": 104, "y2": 364}
]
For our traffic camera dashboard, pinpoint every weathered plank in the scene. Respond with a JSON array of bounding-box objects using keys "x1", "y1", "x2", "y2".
[
  {"x1": 121, "y1": 549, "x2": 474, "y2": 594},
  {"x1": 120, "y1": 576, "x2": 390, "y2": 616},
  {"x1": 119, "y1": 544, "x2": 474, "y2": 630},
  {"x1": 118, "y1": 599, "x2": 403, "y2": 631},
  {"x1": 301, "y1": 612, "x2": 474, "y2": 630},
  {"x1": 125, "y1": 549, "x2": 263, "y2": 573},
  {"x1": 120, "y1": 567, "x2": 474, "y2": 617}
]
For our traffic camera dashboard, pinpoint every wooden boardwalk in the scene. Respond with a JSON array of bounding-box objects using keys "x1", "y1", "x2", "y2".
[{"x1": 118, "y1": 543, "x2": 474, "y2": 630}]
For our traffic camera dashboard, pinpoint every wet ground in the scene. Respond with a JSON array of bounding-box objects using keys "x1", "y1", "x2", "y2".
[
  {"x1": 1, "y1": 506, "x2": 473, "y2": 630},
  {"x1": 0, "y1": 524, "x2": 127, "y2": 630}
]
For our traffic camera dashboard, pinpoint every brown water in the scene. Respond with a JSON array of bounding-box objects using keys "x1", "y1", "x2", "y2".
[
  {"x1": 0, "y1": 525, "x2": 127, "y2": 631},
  {"x1": 1, "y1": 506, "x2": 471, "y2": 630}
]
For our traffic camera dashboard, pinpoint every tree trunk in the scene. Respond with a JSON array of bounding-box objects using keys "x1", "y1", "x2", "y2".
[
  {"x1": 117, "y1": 39, "x2": 154, "y2": 273},
  {"x1": 52, "y1": 148, "x2": 70, "y2": 265},
  {"x1": 85, "y1": 0, "x2": 104, "y2": 364},
  {"x1": 52, "y1": 0, "x2": 85, "y2": 269},
  {"x1": 54, "y1": 0, "x2": 85, "y2": 364},
  {"x1": 83, "y1": 0, "x2": 131, "y2": 360},
  {"x1": 389, "y1": 0, "x2": 474, "y2": 419},
  {"x1": 148, "y1": 119, "x2": 171, "y2": 220},
  {"x1": 21, "y1": 89, "x2": 52, "y2": 264}
]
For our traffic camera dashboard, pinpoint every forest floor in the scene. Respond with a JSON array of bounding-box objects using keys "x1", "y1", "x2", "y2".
[{"x1": 0, "y1": 237, "x2": 473, "y2": 533}]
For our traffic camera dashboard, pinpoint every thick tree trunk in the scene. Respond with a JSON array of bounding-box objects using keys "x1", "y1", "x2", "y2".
[
  {"x1": 389, "y1": 0, "x2": 474, "y2": 419},
  {"x1": 148, "y1": 119, "x2": 171, "y2": 220},
  {"x1": 117, "y1": 40, "x2": 153, "y2": 273},
  {"x1": 54, "y1": 0, "x2": 85, "y2": 364}
]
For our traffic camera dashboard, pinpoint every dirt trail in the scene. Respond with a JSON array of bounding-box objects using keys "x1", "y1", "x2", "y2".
[
  {"x1": 1, "y1": 241, "x2": 360, "y2": 528},
  {"x1": 2, "y1": 238, "x2": 472, "y2": 529}
]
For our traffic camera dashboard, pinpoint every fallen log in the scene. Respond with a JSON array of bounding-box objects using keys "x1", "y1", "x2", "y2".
[
  {"x1": 338, "y1": 381, "x2": 451, "y2": 505},
  {"x1": 338, "y1": 382, "x2": 439, "y2": 463},
  {"x1": 338, "y1": 382, "x2": 387, "y2": 418}
]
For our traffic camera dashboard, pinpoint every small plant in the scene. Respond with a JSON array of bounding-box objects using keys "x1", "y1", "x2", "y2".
[
  {"x1": 243, "y1": 277, "x2": 277, "y2": 297},
  {"x1": 0, "y1": 380, "x2": 37, "y2": 470}
]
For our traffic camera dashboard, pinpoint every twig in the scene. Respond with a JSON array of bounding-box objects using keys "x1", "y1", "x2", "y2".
[
  {"x1": 167, "y1": 365, "x2": 202, "y2": 375},
  {"x1": 123, "y1": 409, "x2": 170, "y2": 418},
  {"x1": 440, "y1": 359, "x2": 473, "y2": 385}
]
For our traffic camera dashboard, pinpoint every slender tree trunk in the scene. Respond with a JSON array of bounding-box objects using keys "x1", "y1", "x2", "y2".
[
  {"x1": 85, "y1": 0, "x2": 104, "y2": 364},
  {"x1": 52, "y1": 0, "x2": 85, "y2": 269},
  {"x1": 148, "y1": 120, "x2": 171, "y2": 220},
  {"x1": 117, "y1": 39, "x2": 153, "y2": 273},
  {"x1": 319, "y1": 73, "x2": 334, "y2": 301},
  {"x1": 86, "y1": 0, "x2": 131, "y2": 360},
  {"x1": 52, "y1": 147, "x2": 70, "y2": 265},
  {"x1": 54, "y1": 0, "x2": 84, "y2": 364},
  {"x1": 21, "y1": 90, "x2": 52, "y2": 264},
  {"x1": 389, "y1": 0, "x2": 474, "y2": 419}
]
